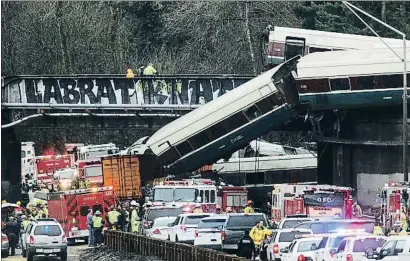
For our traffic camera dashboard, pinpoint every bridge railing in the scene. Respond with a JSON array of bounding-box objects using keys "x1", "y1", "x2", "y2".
[{"x1": 104, "y1": 230, "x2": 248, "y2": 261}]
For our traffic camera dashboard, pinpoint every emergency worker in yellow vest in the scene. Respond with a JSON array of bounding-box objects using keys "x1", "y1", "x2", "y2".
[
  {"x1": 20, "y1": 215, "x2": 30, "y2": 231},
  {"x1": 372, "y1": 221, "x2": 384, "y2": 236},
  {"x1": 143, "y1": 63, "x2": 158, "y2": 76},
  {"x1": 106, "y1": 205, "x2": 121, "y2": 230},
  {"x1": 130, "y1": 201, "x2": 141, "y2": 233},
  {"x1": 244, "y1": 200, "x2": 255, "y2": 214},
  {"x1": 93, "y1": 210, "x2": 104, "y2": 246}
]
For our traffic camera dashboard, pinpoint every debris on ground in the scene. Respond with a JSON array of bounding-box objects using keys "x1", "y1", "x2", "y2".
[{"x1": 79, "y1": 246, "x2": 162, "y2": 261}]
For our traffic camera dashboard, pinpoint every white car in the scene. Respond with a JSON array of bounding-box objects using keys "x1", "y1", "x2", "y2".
[
  {"x1": 169, "y1": 213, "x2": 213, "y2": 244},
  {"x1": 280, "y1": 236, "x2": 323, "y2": 261},
  {"x1": 194, "y1": 215, "x2": 227, "y2": 250},
  {"x1": 333, "y1": 235, "x2": 386, "y2": 261},
  {"x1": 364, "y1": 235, "x2": 410, "y2": 261},
  {"x1": 267, "y1": 228, "x2": 313, "y2": 261},
  {"x1": 21, "y1": 218, "x2": 67, "y2": 261},
  {"x1": 315, "y1": 232, "x2": 371, "y2": 261},
  {"x1": 145, "y1": 216, "x2": 177, "y2": 241}
]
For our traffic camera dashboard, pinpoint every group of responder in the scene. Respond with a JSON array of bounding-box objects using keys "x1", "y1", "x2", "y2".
[
  {"x1": 371, "y1": 206, "x2": 410, "y2": 236},
  {"x1": 126, "y1": 63, "x2": 159, "y2": 79},
  {"x1": 86, "y1": 200, "x2": 142, "y2": 247}
]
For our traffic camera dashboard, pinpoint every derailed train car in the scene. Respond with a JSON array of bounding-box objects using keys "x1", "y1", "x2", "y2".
[{"x1": 146, "y1": 56, "x2": 302, "y2": 174}]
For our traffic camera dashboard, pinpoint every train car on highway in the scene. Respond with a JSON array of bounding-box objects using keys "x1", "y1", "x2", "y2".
[
  {"x1": 146, "y1": 56, "x2": 301, "y2": 174},
  {"x1": 295, "y1": 47, "x2": 410, "y2": 110}
]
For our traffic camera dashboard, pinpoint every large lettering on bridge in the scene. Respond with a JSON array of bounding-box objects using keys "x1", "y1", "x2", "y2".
[{"x1": 1, "y1": 76, "x2": 253, "y2": 105}]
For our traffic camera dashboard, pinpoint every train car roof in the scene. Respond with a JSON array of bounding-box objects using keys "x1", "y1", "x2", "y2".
[
  {"x1": 296, "y1": 47, "x2": 410, "y2": 79},
  {"x1": 146, "y1": 61, "x2": 290, "y2": 146}
]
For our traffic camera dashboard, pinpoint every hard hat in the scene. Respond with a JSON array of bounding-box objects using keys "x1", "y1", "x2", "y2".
[
  {"x1": 15, "y1": 210, "x2": 23, "y2": 215},
  {"x1": 226, "y1": 207, "x2": 233, "y2": 212},
  {"x1": 95, "y1": 210, "x2": 101, "y2": 215},
  {"x1": 246, "y1": 200, "x2": 253, "y2": 205},
  {"x1": 9, "y1": 216, "x2": 15, "y2": 221},
  {"x1": 216, "y1": 204, "x2": 221, "y2": 209},
  {"x1": 148, "y1": 63, "x2": 153, "y2": 67},
  {"x1": 146, "y1": 201, "x2": 153, "y2": 206},
  {"x1": 130, "y1": 200, "x2": 138, "y2": 206},
  {"x1": 110, "y1": 205, "x2": 115, "y2": 210},
  {"x1": 22, "y1": 215, "x2": 27, "y2": 219},
  {"x1": 194, "y1": 203, "x2": 201, "y2": 208}
]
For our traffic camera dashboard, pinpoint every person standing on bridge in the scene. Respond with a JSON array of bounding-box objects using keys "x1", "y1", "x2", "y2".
[
  {"x1": 87, "y1": 209, "x2": 94, "y2": 247},
  {"x1": 130, "y1": 200, "x2": 140, "y2": 233},
  {"x1": 143, "y1": 63, "x2": 158, "y2": 76},
  {"x1": 244, "y1": 200, "x2": 255, "y2": 214},
  {"x1": 93, "y1": 210, "x2": 104, "y2": 246}
]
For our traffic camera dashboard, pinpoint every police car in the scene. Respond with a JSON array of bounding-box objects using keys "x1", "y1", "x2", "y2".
[
  {"x1": 280, "y1": 236, "x2": 323, "y2": 261},
  {"x1": 193, "y1": 215, "x2": 227, "y2": 250},
  {"x1": 168, "y1": 213, "x2": 213, "y2": 244},
  {"x1": 332, "y1": 235, "x2": 386, "y2": 261}
]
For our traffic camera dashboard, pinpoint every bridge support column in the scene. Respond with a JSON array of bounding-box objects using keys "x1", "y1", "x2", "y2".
[
  {"x1": 317, "y1": 106, "x2": 410, "y2": 207},
  {"x1": 1, "y1": 109, "x2": 22, "y2": 202}
]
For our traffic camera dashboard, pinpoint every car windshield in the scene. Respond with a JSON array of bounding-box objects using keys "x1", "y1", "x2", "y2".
[
  {"x1": 353, "y1": 238, "x2": 385, "y2": 252},
  {"x1": 33, "y1": 225, "x2": 62, "y2": 236},
  {"x1": 297, "y1": 239, "x2": 322, "y2": 252},
  {"x1": 185, "y1": 215, "x2": 210, "y2": 225},
  {"x1": 226, "y1": 215, "x2": 267, "y2": 228},
  {"x1": 279, "y1": 231, "x2": 311, "y2": 242},
  {"x1": 84, "y1": 166, "x2": 102, "y2": 177},
  {"x1": 282, "y1": 219, "x2": 311, "y2": 229},
  {"x1": 57, "y1": 170, "x2": 74, "y2": 180},
  {"x1": 197, "y1": 218, "x2": 227, "y2": 229},
  {"x1": 329, "y1": 236, "x2": 348, "y2": 248},
  {"x1": 147, "y1": 208, "x2": 183, "y2": 221},
  {"x1": 153, "y1": 217, "x2": 176, "y2": 227}
]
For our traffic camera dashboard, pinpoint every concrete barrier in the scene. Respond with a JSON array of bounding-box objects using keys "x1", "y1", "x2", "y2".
[{"x1": 104, "y1": 230, "x2": 248, "y2": 261}]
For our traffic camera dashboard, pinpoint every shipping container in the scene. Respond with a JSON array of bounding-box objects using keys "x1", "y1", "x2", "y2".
[{"x1": 101, "y1": 154, "x2": 165, "y2": 199}]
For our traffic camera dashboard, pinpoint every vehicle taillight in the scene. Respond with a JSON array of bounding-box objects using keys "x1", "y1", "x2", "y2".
[
  {"x1": 273, "y1": 244, "x2": 279, "y2": 254},
  {"x1": 29, "y1": 235, "x2": 34, "y2": 244},
  {"x1": 153, "y1": 229, "x2": 160, "y2": 235},
  {"x1": 180, "y1": 225, "x2": 186, "y2": 232},
  {"x1": 194, "y1": 230, "x2": 198, "y2": 238},
  {"x1": 221, "y1": 231, "x2": 226, "y2": 241},
  {"x1": 62, "y1": 235, "x2": 67, "y2": 243},
  {"x1": 1, "y1": 235, "x2": 8, "y2": 242},
  {"x1": 346, "y1": 254, "x2": 353, "y2": 261},
  {"x1": 297, "y1": 254, "x2": 306, "y2": 261}
]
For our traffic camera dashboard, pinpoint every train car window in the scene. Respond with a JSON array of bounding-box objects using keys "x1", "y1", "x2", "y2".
[
  {"x1": 284, "y1": 37, "x2": 305, "y2": 61},
  {"x1": 356, "y1": 76, "x2": 376, "y2": 90},
  {"x1": 309, "y1": 47, "x2": 332, "y2": 53},
  {"x1": 209, "y1": 123, "x2": 227, "y2": 138},
  {"x1": 255, "y1": 96, "x2": 275, "y2": 114},
  {"x1": 176, "y1": 141, "x2": 193, "y2": 157},
  {"x1": 381, "y1": 74, "x2": 402, "y2": 89},
  {"x1": 210, "y1": 190, "x2": 216, "y2": 203},
  {"x1": 329, "y1": 78, "x2": 351, "y2": 91},
  {"x1": 159, "y1": 147, "x2": 180, "y2": 165},
  {"x1": 222, "y1": 112, "x2": 249, "y2": 133},
  {"x1": 190, "y1": 131, "x2": 212, "y2": 149},
  {"x1": 243, "y1": 105, "x2": 262, "y2": 121}
]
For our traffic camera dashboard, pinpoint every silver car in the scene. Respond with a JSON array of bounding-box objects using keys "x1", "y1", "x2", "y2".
[
  {"x1": 21, "y1": 218, "x2": 67, "y2": 261},
  {"x1": 1, "y1": 233, "x2": 9, "y2": 257}
]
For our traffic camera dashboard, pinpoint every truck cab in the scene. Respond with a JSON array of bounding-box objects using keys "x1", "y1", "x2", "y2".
[{"x1": 75, "y1": 160, "x2": 103, "y2": 187}]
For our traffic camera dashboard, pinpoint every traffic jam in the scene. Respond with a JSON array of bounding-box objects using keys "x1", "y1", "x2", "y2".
[{"x1": 1, "y1": 141, "x2": 410, "y2": 261}]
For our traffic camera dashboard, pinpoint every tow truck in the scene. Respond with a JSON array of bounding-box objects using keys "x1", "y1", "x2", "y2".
[
  {"x1": 271, "y1": 183, "x2": 353, "y2": 223},
  {"x1": 377, "y1": 181, "x2": 410, "y2": 231},
  {"x1": 47, "y1": 186, "x2": 115, "y2": 244}
]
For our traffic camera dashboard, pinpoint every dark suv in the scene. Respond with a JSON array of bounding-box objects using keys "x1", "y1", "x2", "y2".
[{"x1": 141, "y1": 206, "x2": 184, "y2": 234}]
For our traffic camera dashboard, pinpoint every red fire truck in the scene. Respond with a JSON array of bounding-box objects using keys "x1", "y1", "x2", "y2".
[
  {"x1": 75, "y1": 159, "x2": 103, "y2": 187},
  {"x1": 47, "y1": 186, "x2": 115, "y2": 244},
  {"x1": 271, "y1": 184, "x2": 353, "y2": 223},
  {"x1": 378, "y1": 181, "x2": 410, "y2": 230},
  {"x1": 217, "y1": 186, "x2": 248, "y2": 212},
  {"x1": 36, "y1": 155, "x2": 72, "y2": 186}
]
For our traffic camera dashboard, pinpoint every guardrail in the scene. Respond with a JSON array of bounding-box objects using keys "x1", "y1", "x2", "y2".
[{"x1": 104, "y1": 230, "x2": 248, "y2": 261}]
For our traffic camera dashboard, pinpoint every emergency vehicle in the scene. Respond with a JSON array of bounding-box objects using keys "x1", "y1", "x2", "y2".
[
  {"x1": 36, "y1": 155, "x2": 72, "y2": 186},
  {"x1": 271, "y1": 184, "x2": 353, "y2": 223},
  {"x1": 64, "y1": 143, "x2": 85, "y2": 164},
  {"x1": 21, "y1": 142, "x2": 37, "y2": 192},
  {"x1": 151, "y1": 179, "x2": 218, "y2": 213},
  {"x1": 47, "y1": 186, "x2": 115, "y2": 243},
  {"x1": 378, "y1": 181, "x2": 410, "y2": 230},
  {"x1": 76, "y1": 143, "x2": 120, "y2": 161},
  {"x1": 75, "y1": 159, "x2": 103, "y2": 187},
  {"x1": 217, "y1": 186, "x2": 248, "y2": 212}
]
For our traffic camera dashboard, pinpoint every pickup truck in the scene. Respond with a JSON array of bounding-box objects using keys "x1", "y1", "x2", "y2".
[
  {"x1": 364, "y1": 235, "x2": 410, "y2": 261},
  {"x1": 221, "y1": 213, "x2": 271, "y2": 259}
]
